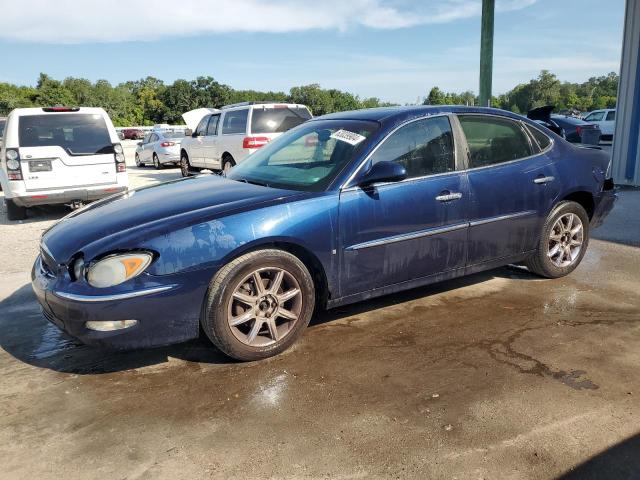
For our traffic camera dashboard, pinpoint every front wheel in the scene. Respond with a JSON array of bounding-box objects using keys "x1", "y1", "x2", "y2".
[
  {"x1": 153, "y1": 154, "x2": 162, "y2": 170},
  {"x1": 135, "y1": 153, "x2": 144, "y2": 167},
  {"x1": 201, "y1": 249, "x2": 315, "y2": 361},
  {"x1": 525, "y1": 201, "x2": 590, "y2": 278}
]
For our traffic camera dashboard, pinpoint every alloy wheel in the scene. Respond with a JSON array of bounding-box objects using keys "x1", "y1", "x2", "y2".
[
  {"x1": 547, "y1": 213, "x2": 584, "y2": 267},
  {"x1": 227, "y1": 267, "x2": 302, "y2": 347},
  {"x1": 181, "y1": 156, "x2": 189, "y2": 176}
]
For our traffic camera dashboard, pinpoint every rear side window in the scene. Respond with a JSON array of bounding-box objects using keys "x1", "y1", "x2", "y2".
[
  {"x1": 526, "y1": 125, "x2": 551, "y2": 150},
  {"x1": 458, "y1": 115, "x2": 532, "y2": 168},
  {"x1": 18, "y1": 114, "x2": 112, "y2": 155},
  {"x1": 222, "y1": 109, "x2": 248, "y2": 135},
  {"x1": 251, "y1": 107, "x2": 312, "y2": 134},
  {"x1": 606, "y1": 111, "x2": 616, "y2": 121},
  {"x1": 370, "y1": 116, "x2": 455, "y2": 179}
]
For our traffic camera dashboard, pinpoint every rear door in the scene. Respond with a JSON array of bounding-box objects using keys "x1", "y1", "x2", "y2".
[
  {"x1": 457, "y1": 114, "x2": 559, "y2": 266},
  {"x1": 18, "y1": 112, "x2": 117, "y2": 191},
  {"x1": 219, "y1": 108, "x2": 249, "y2": 165},
  {"x1": 339, "y1": 115, "x2": 469, "y2": 296}
]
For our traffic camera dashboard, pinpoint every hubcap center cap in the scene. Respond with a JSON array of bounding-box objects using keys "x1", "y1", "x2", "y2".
[{"x1": 257, "y1": 294, "x2": 278, "y2": 317}]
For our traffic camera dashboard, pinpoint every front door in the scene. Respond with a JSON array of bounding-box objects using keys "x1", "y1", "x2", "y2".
[
  {"x1": 190, "y1": 115, "x2": 210, "y2": 168},
  {"x1": 339, "y1": 115, "x2": 469, "y2": 298},
  {"x1": 203, "y1": 114, "x2": 220, "y2": 170},
  {"x1": 457, "y1": 114, "x2": 560, "y2": 266}
]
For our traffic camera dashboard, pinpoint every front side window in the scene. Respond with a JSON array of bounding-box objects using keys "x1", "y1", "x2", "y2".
[
  {"x1": 458, "y1": 115, "x2": 533, "y2": 168},
  {"x1": 605, "y1": 111, "x2": 616, "y2": 121},
  {"x1": 369, "y1": 116, "x2": 455, "y2": 179},
  {"x1": 251, "y1": 107, "x2": 312, "y2": 134},
  {"x1": 195, "y1": 115, "x2": 210, "y2": 136},
  {"x1": 18, "y1": 114, "x2": 112, "y2": 155},
  {"x1": 222, "y1": 109, "x2": 248, "y2": 135},
  {"x1": 206, "y1": 114, "x2": 220, "y2": 136},
  {"x1": 585, "y1": 111, "x2": 605, "y2": 122},
  {"x1": 226, "y1": 119, "x2": 378, "y2": 191}
]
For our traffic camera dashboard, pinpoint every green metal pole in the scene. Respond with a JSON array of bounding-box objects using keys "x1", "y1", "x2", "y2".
[{"x1": 479, "y1": 0, "x2": 495, "y2": 107}]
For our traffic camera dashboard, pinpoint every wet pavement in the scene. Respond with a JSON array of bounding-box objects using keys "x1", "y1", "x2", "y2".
[{"x1": 1, "y1": 161, "x2": 639, "y2": 478}]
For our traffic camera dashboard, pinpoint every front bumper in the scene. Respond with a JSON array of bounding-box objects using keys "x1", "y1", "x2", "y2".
[
  {"x1": 591, "y1": 180, "x2": 617, "y2": 228},
  {"x1": 31, "y1": 255, "x2": 213, "y2": 349}
]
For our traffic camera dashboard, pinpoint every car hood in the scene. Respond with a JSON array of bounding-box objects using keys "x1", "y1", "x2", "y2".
[
  {"x1": 182, "y1": 108, "x2": 220, "y2": 130},
  {"x1": 42, "y1": 175, "x2": 304, "y2": 263},
  {"x1": 527, "y1": 105, "x2": 554, "y2": 122}
]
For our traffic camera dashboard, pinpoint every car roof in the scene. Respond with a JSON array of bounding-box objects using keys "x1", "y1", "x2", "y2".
[{"x1": 314, "y1": 105, "x2": 527, "y2": 127}]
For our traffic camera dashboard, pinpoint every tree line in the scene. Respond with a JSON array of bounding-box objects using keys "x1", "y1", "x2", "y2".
[
  {"x1": 424, "y1": 70, "x2": 618, "y2": 113},
  {"x1": 0, "y1": 74, "x2": 393, "y2": 126},
  {"x1": 0, "y1": 70, "x2": 618, "y2": 126}
]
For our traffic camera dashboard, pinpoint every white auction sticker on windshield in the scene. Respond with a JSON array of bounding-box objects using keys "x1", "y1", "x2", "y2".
[{"x1": 330, "y1": 129, "x2": 366, "y2": 146}]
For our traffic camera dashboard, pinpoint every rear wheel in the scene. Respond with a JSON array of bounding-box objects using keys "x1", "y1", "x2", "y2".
[
  {"x1": 201, "y1": 249, "x2": 315, "y2": 361},
  {"x1": 6, "y1": 199, "x2": 27, "y2": 221},
  {"x1": 153, "y1": 153, "x2": 162, "y2": 170},
  {"x1": 221, "y1": 154, "x2": 235, "y2": 173},
  {"x1": 525, "y1": 201, "x2": 589, "y2": 278}
]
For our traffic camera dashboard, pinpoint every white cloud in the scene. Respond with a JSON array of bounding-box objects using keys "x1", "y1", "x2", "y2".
[{"x1": 0, "y1": 0, "x2": 537, "y2": 43}]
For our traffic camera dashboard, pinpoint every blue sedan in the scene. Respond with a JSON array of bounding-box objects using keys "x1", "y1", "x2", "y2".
[{"x1": 32, "y1": 106, "x2": 616, "y2": 361}]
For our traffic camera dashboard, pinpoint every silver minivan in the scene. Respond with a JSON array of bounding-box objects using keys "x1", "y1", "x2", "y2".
[{"x1": 1, "y1": 107, "x2": 128, "y2": 220}]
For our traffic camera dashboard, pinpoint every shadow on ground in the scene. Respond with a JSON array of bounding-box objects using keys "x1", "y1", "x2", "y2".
[
  {"x1": 0, "y1": 265, "x2": 538, "y2": 375},
  {"x1": 558, "y1": 433, "x2": 640, "y2": 480}
]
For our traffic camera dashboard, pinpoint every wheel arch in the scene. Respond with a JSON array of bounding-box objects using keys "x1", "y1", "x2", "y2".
[
  {"x1": 222, "y1": 152, "x2": 235, "y2": 164},
  {"x1": 560, "y1": 190, "x2": 595, "y2": 219},
  {"x1": 221, "y1": 239, "x2": 330, "y2": 309}
]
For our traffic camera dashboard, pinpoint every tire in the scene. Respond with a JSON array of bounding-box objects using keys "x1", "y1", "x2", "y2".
[
  {"x1": 525, "y1": 201, "x2": 590, "y2": 278},
  {"x1": 135, "y1": 153, "x2": 144, "y2": 168},
  {"x1": 201, "y1": 249, "x2": 315, "y2": 361},
  {"x1": 6, "y1": 199, "x2": 27, "y2": 221},
  {"x1": 153, "y1": 153, "x2": 162, "y2": 170},
  {"x1": 180, "y1": 152, "x2": 193, "y2": 177},
  {"x1": 221, "y1": 154, "x2": 235, "y2": 174}
]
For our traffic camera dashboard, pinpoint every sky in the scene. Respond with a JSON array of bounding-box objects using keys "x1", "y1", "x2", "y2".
[{"x1": 0, "y1": 0, "x2": 625, "y2": 104}]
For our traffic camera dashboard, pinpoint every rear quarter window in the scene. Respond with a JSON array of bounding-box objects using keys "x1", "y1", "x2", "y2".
[
  {"x1": 251, "y1": 107, "x2": 312, "y2": 134},
  {"x1": 222, "y1": 109, "x2": 248, "y2": 135},
  {"x1": 526, "y1": 125, "x2": 552, "y2": 150},
  {"x1": 18, "y1": 113, "x2": 112, "y2": 155}
]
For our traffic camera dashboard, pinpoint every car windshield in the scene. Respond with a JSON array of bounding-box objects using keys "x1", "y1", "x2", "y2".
[
  {"x1": 251, "y1": 106, "x2": 312, "y2": 134},
  {"x1": 226, "y1": 119, "x2": 379, "y2": 191},
  {"x1": 18, "y1": 113, "x2": 112, "y2": 155}
]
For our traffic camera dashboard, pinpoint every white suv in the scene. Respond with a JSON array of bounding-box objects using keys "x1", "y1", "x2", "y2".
[
  {"x1": 0, "y1": 107, "x2": 128, "y2": 220},
  {"x1": 582, "y1": 108, "x2": 616, "y2": 143},
  {"x1": 179, "y1": 102, "x2": 312, "y2": 176}
]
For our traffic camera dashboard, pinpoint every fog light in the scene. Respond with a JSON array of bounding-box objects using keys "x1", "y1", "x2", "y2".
[{"x1": 85, "y1": 320, "x2": 137, "y2": 331}]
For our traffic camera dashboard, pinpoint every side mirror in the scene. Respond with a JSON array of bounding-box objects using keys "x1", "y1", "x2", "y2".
[
  {"x1": 357, "y1": 161, "x2": 407, "y2": 186},
  {"x1": 185, "y1": 128, "x2": 193, "y2": 137}
]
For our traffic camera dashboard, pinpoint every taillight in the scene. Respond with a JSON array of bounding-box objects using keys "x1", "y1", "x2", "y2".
[
  {"x1": 243, "y1": 136, "x2": 270, "y2": 149},
  {"x1": 160, "y1": 141, "x2": 175, "y2": 147},
  {"x1": 5, "y1": 149, "x2": 23, "y2": 180},
  {"x1": 113, "y1": 143, "x2": 126, "y2": 172}
]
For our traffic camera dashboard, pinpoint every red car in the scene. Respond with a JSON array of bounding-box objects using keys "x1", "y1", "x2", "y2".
[{"x1": 121, "y1": 128, "x2": 144, "y2": 140}]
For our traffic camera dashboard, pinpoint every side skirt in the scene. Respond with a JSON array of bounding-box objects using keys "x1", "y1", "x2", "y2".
[{"x1": 326, "y1": 251, "x2": 534, "y2": 309}]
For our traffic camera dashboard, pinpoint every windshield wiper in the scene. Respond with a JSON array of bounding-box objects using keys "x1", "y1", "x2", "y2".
[{"x1": 236, "y1": 177, "x2": 270, "y2": 188}]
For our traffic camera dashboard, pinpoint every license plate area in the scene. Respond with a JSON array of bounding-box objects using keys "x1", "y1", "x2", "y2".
[{"x1": 29, "y1": 159, "x2": 53, "y2": 172}]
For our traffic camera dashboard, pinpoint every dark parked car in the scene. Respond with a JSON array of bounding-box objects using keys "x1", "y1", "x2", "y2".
[
  {"x1": 527, "y1": 106, "x2": 601, "y2": 145},
  {"x1": 32, "y1": 106, "x2": 616, "y2": 361},
  {"x1": 121, "y1": 128, "x2": 145, "y2": 140}
]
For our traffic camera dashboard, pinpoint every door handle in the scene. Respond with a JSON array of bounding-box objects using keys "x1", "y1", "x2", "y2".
[
  {"x1": 435, "y1": 192, "x2": 463, "y2": 202},
  {"x1": 534, "y1": 175, "x2": 555, "y2": 184}
]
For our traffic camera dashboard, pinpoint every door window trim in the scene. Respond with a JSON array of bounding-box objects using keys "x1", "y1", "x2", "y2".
[{"x1": 341, "y1": 113, "x2": 464, "y2": 190}]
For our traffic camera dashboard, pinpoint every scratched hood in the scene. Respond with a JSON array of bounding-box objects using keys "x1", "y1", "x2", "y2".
[{"x1": 42, "y1": 175, "x2": 301, "y2": 263}]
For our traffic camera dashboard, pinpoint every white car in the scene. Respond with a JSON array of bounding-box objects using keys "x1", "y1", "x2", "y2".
[
  {"x1": 179, "y1": 102, "x2": 312, "y2": 176},
  {"x1": 0, "y1": 107, "x2": 128, "y2": 220},
  {"x1": 582, "y1": 108, "x2": 616, "y2": 143},
  {"x1": 135, "y1": 130, "x2": 184, "y2": 169}
]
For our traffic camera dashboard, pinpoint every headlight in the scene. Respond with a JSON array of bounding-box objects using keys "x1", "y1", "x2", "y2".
[
  {"x1": 6, "y1": 159, "x2": 20, "y2": 170},
  {"x1": 114, "y1": 144, "x2": 123, "y2": 154},
  {"x1": 87, "y1": 252, "x2": 153, "y2": 288},
  {"x1": 6, "y1": 149, "x2": 19, "y2": 161}
]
